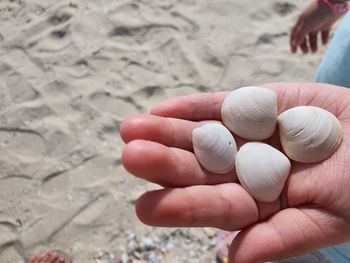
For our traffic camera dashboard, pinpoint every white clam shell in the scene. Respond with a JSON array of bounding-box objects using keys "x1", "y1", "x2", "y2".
[
  {"x1": 192, "y1": 123, "x2": 237, "y2": 174},
  {"x1": 221, "y1": 86, "x2": 277, "y2": 140},
  {"x1": 235, "y1": 142, "x2": 291, "y2": 202},
  {"x1": 278, "y1": 106, "x2": 343, "y2": 163}
]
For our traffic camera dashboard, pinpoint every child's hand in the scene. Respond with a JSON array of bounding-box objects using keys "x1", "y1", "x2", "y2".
[{"x1": 290, "y1": 0, "x2": 342, "y2": 54}]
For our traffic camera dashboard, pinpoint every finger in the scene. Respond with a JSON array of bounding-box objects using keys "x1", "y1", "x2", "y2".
[
  {"x1": 308, "y1": 32, "x2": 318, "y2": 53},
  {"x1": 120, "y1": 114, "x2": 250, "y2": 150},
  {"x1": 229, "y1": 208, "x2": 349, "y2": 262},
  {"x1": 120, "y1": 114, "x2": 200, "y2": 150},
  {"x1": 151, "y1": 92, "x2": 228, "y2": 121},
  {"x1": 151, "y1": 83, "x2": 348, "y2": 121},
  {"x1": 290, "y1": 23, "x2": 299, "y2": 53},
  {"x1": 300, "y1": 38, "x2": 308, "y2": 54},
  {"x1": 290, "y1": 39, "x2": 297, "y2": 54},
  {"x1": 122, "y1": 140, "x2": 237, "y2": 186},
  {"x1": 292, "y1": 19, "x2": 310, "y2": 54},
  {"x1": 321, "y1": 30, "x2": 330, "y2": 45},
  {"x1": 290, "y1": 19, "x2": 304, "y2": 53},
  {"x1": 136, "y1": 183, "x2": 262, "y2": 230}
]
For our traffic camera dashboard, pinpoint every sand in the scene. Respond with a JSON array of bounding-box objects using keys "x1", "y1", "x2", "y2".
[{"x1": 0, "y1": 0, "x2": 329, "y2": 262}]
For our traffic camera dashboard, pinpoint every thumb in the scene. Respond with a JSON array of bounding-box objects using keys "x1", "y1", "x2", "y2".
[{"x1": 229, "y1": 208, "x2": 348, "y2": 263}]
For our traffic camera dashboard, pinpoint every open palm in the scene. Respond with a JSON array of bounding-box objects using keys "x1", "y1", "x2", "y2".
[{"x1": 121, "y1": 83, "x2": 350, "y2": 263}]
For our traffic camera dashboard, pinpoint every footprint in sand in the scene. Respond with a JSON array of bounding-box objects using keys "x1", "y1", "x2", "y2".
[
  {"x1": 121, "y1": 62, "x2": 165, "y2": 89},
  {"x1": 0, "y1": 245, "x2": 24, "y2": 263},
  {"x1": 47, "y1": 11, "x2": 72, "y2": 26},
  {"x1": 90, "y1": 92, "x2": 142, "y2": 119},
  {"x1": 39, "y1": 123, "x2": 77, "y2": 157},
  {"x1": 0, "y1": 104, "x2": 54, "y2": 127},
  {"x1": 0, "y1": 224, "x2": 17, "y2": 248},
  {"x1": 42, "y1": 157, "x2": 118, "y2": 198},
  {"x1": 0, "y1": 129, "x2": 46, "y2": 157},
  {"x1": 108, "y1": 22, "x2": 177, "y2": 50},
  {"x1": 24, "y1": 4, "x2": 76, "y2": 55},
  {"x1": 272, "y1": 1, "x2": 297, "y2": 16},
  {"x1": 132, "y1": 86, "x2": 166, "y2": 110},
  {"x1": 3, "y1": 70, "x2": 40, "y2": 103},
  {"x1": 0, "y1": 0, "x2": 25, "y2": 22}
]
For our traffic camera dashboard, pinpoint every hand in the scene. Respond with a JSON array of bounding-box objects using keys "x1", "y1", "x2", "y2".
[
  {"x1": 290, "y1": 0, "x2": 342, "y2": 54},
  {"x1": 121, "y1": 83, "x2": 350, "y2": 263}
]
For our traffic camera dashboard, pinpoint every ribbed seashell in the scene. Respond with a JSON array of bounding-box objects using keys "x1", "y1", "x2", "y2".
[
  {"x1": 221, "y1": 86, "x2": 277, "y2": 140},
  {"x1": 192, "y1": 123, "x2": 237, "y2": 174},
  {"x1": 278, "y1": 106, "x2": 343, "y2": 163},
  {"x1": 235, "y1": 142, "x2": 291, "y2": 202}
]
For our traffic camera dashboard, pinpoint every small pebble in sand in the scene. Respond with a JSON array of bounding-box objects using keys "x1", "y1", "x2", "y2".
[
  {"x1": 143, "y1": 238, "x2": 156, "y2": 250},
  {"x1": 15, "y1": 218, "x2": 22, "y2": 227}
]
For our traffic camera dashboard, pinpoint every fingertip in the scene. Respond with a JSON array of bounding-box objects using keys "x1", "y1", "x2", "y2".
[
  {"x1": 150, "y1": 98, "x2": 178, "y2": 116},
  {"x1": 120, "y1": 114, "x2": 146, "y2": 143},
  {"x1": 120, "y1": 114, "x2": 176, "y2": 146},
  {"x1": 308, "y1": 33, "x2": 318, "y2": 53},
  {"x1": 135, "y1": 191, "x2": 169, "y2": 227},
  {"x1": 135, "y1": 190, "x2": 167, "y2": 226},
  {"x1": 310, "y1": 45, "x2": 317, "y2": 53},
  {"x1": 119, "y1": 120, "x2": 128, "y2": 143},
  {"x1": 122, "y1": 140, "x2": 183, "y2": 186},
  {"x1": 228, "y1": 231, "x2": 251, "y2": 263},
  {"x1": 121, "y1": 139, "x2": 147, "y2": 175},
  {"x1": 135, "y1": 192, "x2": 153, "y2": 225},
  {"x1": 228, "y1": 223, "x2": 282, "y2": 263},
  {"x1": 290, "y1": 44, "x2": 295, "y2": 54},
  {"x1": 135, "y1": 189, "x2": 190, "y2": 227},
  {"x1": 301, "y1": 47, "x2": 308, "y2": 54},
  {"x1": 121, "y1": 140, "x2": 134, "y2": 172},
  {"x1": 322, "y1": 39, "x2": 328, "y2": 45}
]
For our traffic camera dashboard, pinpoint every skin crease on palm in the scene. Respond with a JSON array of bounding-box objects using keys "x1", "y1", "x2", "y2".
[{"x1": 120, "y1": 83, "x2": 350, "y2": 263}]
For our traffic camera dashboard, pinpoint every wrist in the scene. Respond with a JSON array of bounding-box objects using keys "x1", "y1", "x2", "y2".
[{"x1": 319, "y1": 0, "x2": 350, "y2": 15}]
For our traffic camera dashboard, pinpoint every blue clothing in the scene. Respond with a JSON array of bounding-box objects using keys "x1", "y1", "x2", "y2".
[
  {"x1": 320, "y1": 243, "x2": 350, "y2": 263},
  {"x1": 314, "y1": 12, "x2": 350, "y2": 263},
  {"x1": 315, "y1": 12, "x2": 350, "y2": 87}
]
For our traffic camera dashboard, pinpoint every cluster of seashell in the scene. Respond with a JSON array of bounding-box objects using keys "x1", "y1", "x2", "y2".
[{"x1": 192, "y1": 86, "x2": 343, "y2": 202}]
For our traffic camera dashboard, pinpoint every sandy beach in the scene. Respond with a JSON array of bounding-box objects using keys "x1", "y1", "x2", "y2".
[{"x1": 0, "y1": 0, "x2": 330, "y2": 262}]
